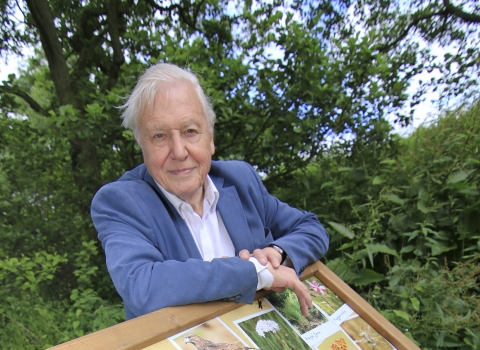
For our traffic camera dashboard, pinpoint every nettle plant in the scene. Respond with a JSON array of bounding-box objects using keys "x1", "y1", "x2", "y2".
[{"x1": 372, "y1": 255, "x2": 480, "y2": 349}]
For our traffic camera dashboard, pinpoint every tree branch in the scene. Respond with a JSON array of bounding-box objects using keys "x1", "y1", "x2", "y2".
[
  {"x1": 146, "y1": 0, "x2": 205, "y2": 32},
  {"x1": 262, "y1": 165, "x2": 303, "y2": 188},
  {"x1": 25, "y1": 0, "x2": 79, "y2": 108},
  {"x1": 192, "y1": 0, "x2": 207, "y2": 28},
  {"x1": 70, "y1": 7, "x2": 106, "y2": 54},
  {"x1": 106, "y1": 0, "x2": 125, "y2": 88},
  {"x1": 72, "y1": 28, "x2": 106, "y2": 78},
  {"x1": 145, "y1": 0, "x2": 181, "y2": 13},
  {"x1": 25, "y1": 0, "x2": 102, "y2": 196},
  {"x1": 0, "y1": 84, "x2": 44, "y2": 113},
  {"x1": 376, "y1": 10, "x2": 446, "y2": 53},
  {"x1": 214, "y1": 124, "x2": 243, "y2": 155},
  {"x1": 443, "y1": 0, "x2": 480, "y2": 24}
]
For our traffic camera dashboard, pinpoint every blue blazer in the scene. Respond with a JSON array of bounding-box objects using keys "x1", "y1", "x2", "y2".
[{"x1": 91, "y1": 160, "x2": 329, "y2": 319}]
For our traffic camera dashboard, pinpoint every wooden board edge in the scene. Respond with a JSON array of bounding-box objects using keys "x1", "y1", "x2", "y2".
[
  {"x1": 48, "y1": 261, "x2": 322, "y2": 350},
  {"x1": 314, "y1": 262, "x2": 420, "y2": 350}
]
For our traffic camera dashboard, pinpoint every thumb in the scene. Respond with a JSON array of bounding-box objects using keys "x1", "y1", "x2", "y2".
[{"x1": 238, "y1": 249, "x2": 251, "y2": 260}]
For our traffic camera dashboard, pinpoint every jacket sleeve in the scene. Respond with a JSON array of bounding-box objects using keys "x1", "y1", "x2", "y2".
[
  {"x1": 243, "y1": 163, "x2": 330, "y2": 276},
  {"x1": 91, "y1": 181, "x2": 258, "y2": 319}
]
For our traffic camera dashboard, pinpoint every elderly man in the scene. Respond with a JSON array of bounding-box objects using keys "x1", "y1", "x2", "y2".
[{"x1": 91, "y1": 63, "x2": 329, "y2": 320}]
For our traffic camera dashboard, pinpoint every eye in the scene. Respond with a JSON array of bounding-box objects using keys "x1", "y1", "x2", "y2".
[
  {"x1": 154, "y1": 133, "x2": 164, "y2": 139},
  {"x1": 184, "y1": 129, "x2": 199, "y2": 137}
]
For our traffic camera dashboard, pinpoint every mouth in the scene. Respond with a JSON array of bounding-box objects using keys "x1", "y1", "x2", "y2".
[{"x1": 169, "y1": 168, "x2": 194, "y2": 176}]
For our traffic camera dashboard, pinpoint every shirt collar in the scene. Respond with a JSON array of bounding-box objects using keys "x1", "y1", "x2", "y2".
[{"x1": 155, "y1": 175, "x2": 219, "y2": 213}]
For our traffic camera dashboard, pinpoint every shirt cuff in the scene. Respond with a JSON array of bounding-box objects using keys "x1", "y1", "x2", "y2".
[{"x1": 248, "y1": 257, "x2": 274, "y2": 290}]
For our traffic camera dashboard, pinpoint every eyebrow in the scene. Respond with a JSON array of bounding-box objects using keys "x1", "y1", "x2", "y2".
[
  {"x1": 147, "y1": 119, "x2": 202, "y2": 131},
  {"x1": 184, "y1": 120, "x2": 202, "y2": 128}
]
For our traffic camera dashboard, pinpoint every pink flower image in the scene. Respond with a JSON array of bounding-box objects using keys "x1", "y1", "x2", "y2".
[{"x1": 307, "y1": 280, "x2": 327, "y2": 296}]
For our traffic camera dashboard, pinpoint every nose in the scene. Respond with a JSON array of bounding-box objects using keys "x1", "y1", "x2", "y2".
[{"x1": 168, "y1": 133, "x2": 188, "y2": 160}]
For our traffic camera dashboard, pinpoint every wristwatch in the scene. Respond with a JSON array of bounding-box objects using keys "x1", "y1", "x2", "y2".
[{"x1": 267, "y1": 244, "x2": 287, "y2": 264}]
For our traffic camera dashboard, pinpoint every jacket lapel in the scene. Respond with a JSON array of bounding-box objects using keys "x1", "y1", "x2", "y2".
[
  {"x1": 212, "y1": 174, "x2": 255, "y2": 254},
  {"x1": 143, "y1": 170, "x2": 203, "y2": 259}
]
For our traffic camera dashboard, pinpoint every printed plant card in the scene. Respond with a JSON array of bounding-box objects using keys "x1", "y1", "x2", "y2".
[{"x1": 144, "y1": 276, "x2": 397, "y2": 350}]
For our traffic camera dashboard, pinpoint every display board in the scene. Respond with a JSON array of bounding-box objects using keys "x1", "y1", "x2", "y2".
[{"x1": 48, "y1": 261, "x2": 419, "y2": 350}]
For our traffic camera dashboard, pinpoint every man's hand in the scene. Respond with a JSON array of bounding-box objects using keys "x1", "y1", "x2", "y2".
[
  {"x1": 266, "y1": 263, "x2": 313, "y2": 317},
  {"x1": 238, "y1": 249, "x2": 311, "y2": 316},
  {"x1": 238, "y1": 247, "x2": 282, "y2": 268}
]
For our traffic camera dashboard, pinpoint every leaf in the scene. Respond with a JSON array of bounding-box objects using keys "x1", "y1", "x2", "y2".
[
  {"x1": 410, "y1": 297, "x2": 420, "y2": 311},
  {"x1": 326, "y1": 258, "x2": 358, "y2": 282},
  {"x1": 367, "y1": 245, "x2": 374, "y2": 267},
  {"x1": 320, "y1": 181, "x2": 333, "y2": 189},
  {"x1": 327, "y1": 222, "x2": 355, "y2": 239},
  {"x1": 372, "y1": 176, "x2": 384, "y2": 185},
  {"x1": 436, "y1": 330, "x2": 446, "y2": 347},
  {"x1": 414, "y1": 285, "x2": 424, "y2": 292},
  {"x1": 351, "y1": 268, "x2": 384, "y2": 286},
  {"x1": 393, "y1": 310, "x2": 410, "y2": 322},
  {"x1": 366, "y1": 243, "x2": 401, "y2": 259},
  {"x1": 389, "y1": 275, "x2": 401, "y2": 287},
  {"x1": 383, "y1": 194, "x2": 405, "y2": 205},
  {"x1": 427, "y1": 241, "x2": 457, "y2": 256},
  {"x1": 417, "y1": 200, "x2": 429, "y2": 213},
  {"x1": 400, "y1": 245, "x2": 415, "y2": 254},
  {"x1": 380, "y1": 159, "x2": 396, "y2": 165},
  {"x1": 435, "y1": 302, "x2": 445, "y2": 317},
  {"x1": 433, "y1": 156, "x2": 453, "y2": 164},
  {"x1": 447, "y1": 171, "x2": 469, "y2": 184},
  {"x1": 337, "y1": 241, "x2": 357, "y2": 251},
  {"x1": 458, "y1": 188, "x2": 479, "y2": 196}
]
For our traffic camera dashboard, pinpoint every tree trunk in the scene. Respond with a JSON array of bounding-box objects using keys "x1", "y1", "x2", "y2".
[{"x1": 26, "y1": 0, "x2": 101, "y2": 211}]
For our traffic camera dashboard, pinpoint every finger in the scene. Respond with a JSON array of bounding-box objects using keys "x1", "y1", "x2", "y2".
[
  {"x1": 292, "y1": 282, "x2": 312, "y2": 317},
  {"x1": 238, "y1": 249, "x2": 251, "y2": 260},
  {"x1": 268, "y1": 254, "x2": 281, "y2": 268},
  {"x1": 262, "y1": 247, "x2": 282, "y2": 268},
  {"x1": 251, "y1": 249, "x2": 268, "y2": 265}
]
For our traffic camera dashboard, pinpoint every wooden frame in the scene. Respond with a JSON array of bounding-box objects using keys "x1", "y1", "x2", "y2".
[{"x1": 49, "y1": 261, "x2": 419, "y2": 350}]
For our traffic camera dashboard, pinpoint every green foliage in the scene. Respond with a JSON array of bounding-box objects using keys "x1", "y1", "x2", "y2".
[
  {"x1": 0, "y1": 0, "x2": 478, "y2": 348},
  {"x1": 372, "y1": 256, "x2": 480, "y2": 349},
  {"x1": 352, "y1": 0, "x2": 480, "y2": 111},
  {"x1": 275, "y1": 101, "x2": 480, "y2": 348},
  {"x1": 0, "y1": 246, "x2": 124, "y2": 349},
  {"x1": 279, "y1": 102, "x2": 480, "y2": 270}
]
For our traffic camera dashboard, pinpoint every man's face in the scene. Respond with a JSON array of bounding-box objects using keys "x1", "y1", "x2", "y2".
[{"x1": 136, "y1": 82, "x2": 214, "y2": 206}]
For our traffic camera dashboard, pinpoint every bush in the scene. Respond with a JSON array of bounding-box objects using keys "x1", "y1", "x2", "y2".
[
  {"x1": 0, "y1": 244, "x2": 124, "y2": 349},
  {"x1": 370, "y1": 255, "x2": 480, "y2": 349},
  {"x1": 274, "y1": 101, "x2": 480, "y2": 348}
]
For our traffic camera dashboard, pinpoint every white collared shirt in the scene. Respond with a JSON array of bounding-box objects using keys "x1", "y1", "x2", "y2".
[{"x1": 156, "y1": 175, "x2": 273, "y2": 290}]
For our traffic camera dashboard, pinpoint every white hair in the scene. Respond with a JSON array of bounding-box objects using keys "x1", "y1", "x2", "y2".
[{"x1": 120, "y1": 63, "x2": 216, "y2": 134}]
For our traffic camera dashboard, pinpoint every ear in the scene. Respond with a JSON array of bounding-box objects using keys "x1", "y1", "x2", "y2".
[
  {"x1": 209, "y1": 125, "x2": 215, "y2": 155},
  {"x1": 133, "y1": 130, "x2": 143, "y2": 148},
  {"x1": 132, "y1": 130, "x2": 140, "y2": 144}
]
